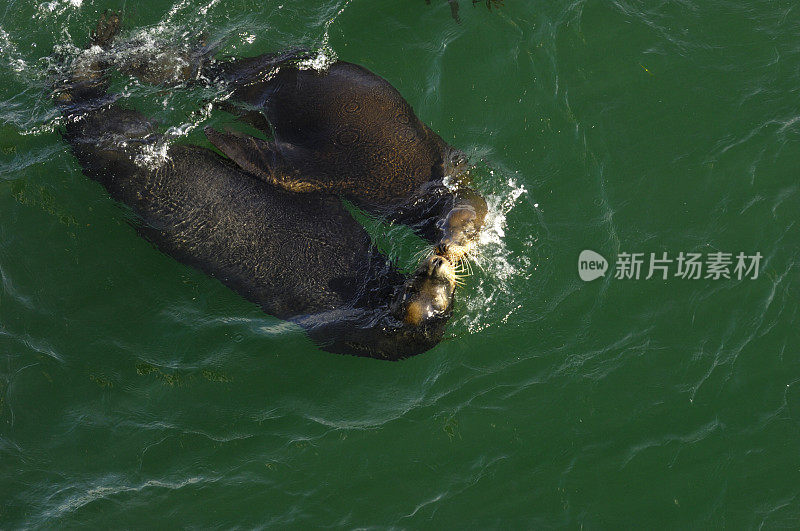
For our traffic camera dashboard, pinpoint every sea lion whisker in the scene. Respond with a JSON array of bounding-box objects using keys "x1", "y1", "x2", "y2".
[
  {"x1": 452, "y1": 268, "x2": 471, "y2": 278},
  {"x1": 454, "y1": 269, "x2": 471, "y2": 278},
  {"x1": 463, "y1": 256, "x2": 474, "y2": 276},
  {"x1": 412, "y1": 247, "x2": 428, "y2": 262},
  {"x1": 412, "y1": 246, "x2": 435, "y2": 264},
  {"x1": 467, "y1": 251, "x2": 485, "y2": 273},
  {"x1": 453, "y1": 261, "x2": 472, "y2": 276},
  {"x1": 455, "y1": 255, "x2": 473, "y2": 277}
]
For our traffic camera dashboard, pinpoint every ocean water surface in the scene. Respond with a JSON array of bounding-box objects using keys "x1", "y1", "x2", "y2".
[{"x1": 1, "y1": 0, "x2": 799, "y2": 526}]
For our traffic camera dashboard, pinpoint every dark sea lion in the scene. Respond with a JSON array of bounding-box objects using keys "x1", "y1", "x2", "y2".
[
  {"x1": 205, "y1": 55, "x2": 488, "y2": 262},
  {"x1": 54, "y1": 13, "x2": 457, "y2": 360},
  {"x1": 100, "y1": 36, "x2": 488, "y2": 263}
]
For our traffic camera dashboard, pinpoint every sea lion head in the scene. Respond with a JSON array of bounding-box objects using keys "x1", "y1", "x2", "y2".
[
  {"x1": 435, "y1": 194, "x2": 487, "y2": 262},
  {"x1": 445, "y1": 148, "x2": 470, "y2": 177},
  {"x1": 392, "y1": 255, "x2": 457, "y2": 327}
]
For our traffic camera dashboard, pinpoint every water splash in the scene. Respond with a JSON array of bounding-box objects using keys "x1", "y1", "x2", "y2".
[
  {"x1": 297, "y1": 0, "x2": 353, "y2": 71},
  {"x1": 296, "y1": 41, "x2": 337, "y2": 72},
  {"x1": 35, "y1": 0, "x2": 84, "y2": 20},
  {"x1": 133, "y1": 140, "x2": 171, "y2": 171},
  {"x1": 450, "y1": 167, "x2": 533, "y2": 335},
  {"x1": 133, "y1": 100, "x2": 219, "y2": 170},
  {"x1": 474, "y1": 173, "x2": 529, "y2": 282},
  {"x1": 0, "y1": 27, "x2": 34, "y2": 78}
]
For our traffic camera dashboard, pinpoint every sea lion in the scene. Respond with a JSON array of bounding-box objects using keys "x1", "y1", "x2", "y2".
[
  {"x1": 101, "y1": 35, "x2": 488, "y2": 264},
  {"x1": 54, "y1": 13, "x2": 458, "y2": 360},
  {"x1": 206, "y1": 54, "x2": 488, "y2": 263}
]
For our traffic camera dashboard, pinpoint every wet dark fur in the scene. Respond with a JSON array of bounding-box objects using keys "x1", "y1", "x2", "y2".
[
  {"x1": 203, "y1": 54, "x2": 477, "y2": 242},
  {"x1": 103, "y1": 39, "x2": 486, "y2": 244},
  {"x1": 55, "y1": 17, "x2": 454, "y2": 359}
]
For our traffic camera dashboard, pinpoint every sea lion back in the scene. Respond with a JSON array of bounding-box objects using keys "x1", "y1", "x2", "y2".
[{"x1": 252, "y1": 62, "x2": 450, "y2": 204}]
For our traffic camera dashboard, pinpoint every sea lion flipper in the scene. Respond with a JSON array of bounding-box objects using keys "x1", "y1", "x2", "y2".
[
  {"x1": 205, "y1": 126, "x2": 279, "y2": 177},
  {"x1": 214, "y1": 101, "x2": 271, "y2": 132},
  {"x1": 204, "y1": 127, "x2": 327, "y2": 193}
]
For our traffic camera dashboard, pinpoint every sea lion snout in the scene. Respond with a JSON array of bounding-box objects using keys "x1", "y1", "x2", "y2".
[
  {"x1": 394, "y1": 255, "x2": 456, "y2": 326},
  {"x1": 429, "y1": 255, "x2": 454, "y2": 280},
  {"x1": 446, "y1": 149, "x2": 469, "y2": 175},
  {"x1": 437, "y1": 204, "x2": 483, "y2": 261}
]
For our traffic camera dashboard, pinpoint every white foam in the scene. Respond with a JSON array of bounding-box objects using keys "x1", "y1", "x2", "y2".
[
  {"x1": 297, "y1": 33, "x2": 337, "y2": 72},
  {"x1": 133, "y1": 140, "x2": 171, "y2": 171},
  {"x1": 0, "y1": 27, "x2": 29, "y2": 75},
  {"x1": 297, "y1": 0, "x2": 352, "y2": 72},
  {"x1": 131, "y1": 99, "x2": 217, "y2": 170},
  {"x1": 36, "y1": 0, "x2": 83, "y2": 19},
  {"x1": 454, "y1": 173, "x2": 532, "y2": 334},
  {"x1": 198, "y1": 0, "x2": 221, "y2": 16}
]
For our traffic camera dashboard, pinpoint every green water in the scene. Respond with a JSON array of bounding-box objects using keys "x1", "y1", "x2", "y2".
[{"x1": 1, "y1": 0, "x2": 799, "y2": 527}]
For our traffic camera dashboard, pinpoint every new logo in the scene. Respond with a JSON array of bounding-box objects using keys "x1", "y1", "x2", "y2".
[{"x1": 578, "y1": 250, "x2": 608, "y2": 282}]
